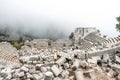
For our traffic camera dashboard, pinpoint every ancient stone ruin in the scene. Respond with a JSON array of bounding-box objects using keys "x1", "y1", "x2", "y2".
[{"x1": 0, "y1": 27, "x2": 120, "y2": 80}]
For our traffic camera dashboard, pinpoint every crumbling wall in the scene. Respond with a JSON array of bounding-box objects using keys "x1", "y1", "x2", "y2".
[{"x1": 0, "y1": 42, "x2": 20, "y2": 67}]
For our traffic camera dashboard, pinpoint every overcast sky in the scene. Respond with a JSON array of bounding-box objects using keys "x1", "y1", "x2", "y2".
[{"x1": 0, "y1": 0, "x2": 120, "y2": 37}]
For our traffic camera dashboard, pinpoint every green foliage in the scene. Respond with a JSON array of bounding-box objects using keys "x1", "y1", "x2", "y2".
[
  {"x1": 116, "y1": 16, "x2": 120, "y2": 32},
  {"x1": 69, "y1": 32, "x2": 74, "y2": 39},
  {"x1": 12, "y1": 41, "x2": 24, "y2": 49}
]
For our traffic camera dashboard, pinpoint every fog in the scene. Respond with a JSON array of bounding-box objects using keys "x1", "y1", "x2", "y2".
[{"x1": 0, "y1": 0, "x2": 120, "y2": 39}]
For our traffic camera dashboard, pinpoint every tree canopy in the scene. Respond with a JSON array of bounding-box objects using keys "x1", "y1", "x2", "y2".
[{"x1": 116, "y1": 16, "x2": 120, "y2": 32}]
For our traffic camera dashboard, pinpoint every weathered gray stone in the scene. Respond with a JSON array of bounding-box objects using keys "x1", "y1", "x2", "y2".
[
  {"x1": 35, "y1": 64, "x2": 43, "y2": 70},
  {"x1": 44, "y1": 71, "x2": 53, "y2": 80},
  {"x1": 33, "y1": 74, "x2": 43, "y2": 80},
  {"x1": 111, "y1": 64, "x2": 120, "y2": 74},
  {"x1": 116, "y1": 74, "x2": 120, "y2": 80},
  {"x1": 45, "y1": 71, "x2": 53, "y2": 77},
  {"x1": 0, "y1": 73, "x2": 8, "y2": 78},
  {"x1": 61, "y1": 70, "x2": 69, "y2": 79},
  {"x1": 71, "y1": 59, "x2": 80, "y2": 70},
  {"x1": 56, "y1": 56, "x2": 66, "y2": 65},
  {"x1": 0, "y1": 67, "x2": 12, "y2": 79},
  {"x1": 15, "y1": 71, "x2": 24, "y2": 78},
  {"x1": 53, "y1": 77, "x2": 62, "y2": 80},
  {"x1": 0, "y1": 77, "x2": 4, "y2": 80},
  {"x1": 84, "y1": 70, "x2": 95, "y2": 79},
  {"x1": 115, "y1": 55, "x2": 120, "y2": 64},
  {"x1": 26, "y1": 73, "x2": 33, "y2": 79},
  {"x1": 40, "y1": 66, "x2": 47, "y2": 72},
  {"x1": 29, "y1": 56, "x2": 39, "y2": 61},
  {"x1": 51, "y1": 65, "x2": 62, "y2": 76},
  {"x1": 107, "y1": 69, "x2": 117, "y2": 78},
  {"x1": 79, "y1": 61, "x2": 88, "y2": 68},
  {"x1": 102, "y1": 54, "x2": 110, "y2": 63},
  {"x1": 75, "y1": 69, "x2": 84, "y2": 80},
  {"x1": 88, "y1": 56, "x2": 101, "y2": 64},
  {"x1": 29, "y1": 68, "x2": 37, "y2": 74},
  {"x1": 21, "y1": 66, "x2": 29, "y2": 72},
  {"x1": 63, "y1": 63, "x2": 69, "y2": 69},
  {"x1": 69, "y1": 76, "x2": 75, "y2": 80}
]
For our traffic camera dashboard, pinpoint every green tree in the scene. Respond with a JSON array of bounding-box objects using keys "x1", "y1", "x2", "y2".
[{"x1": 116, "y1": 16, "x2": 120, "y2": 32}]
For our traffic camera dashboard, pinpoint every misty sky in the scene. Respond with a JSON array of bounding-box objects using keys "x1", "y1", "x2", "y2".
[{"x1": 0, "y1": 0, "x2": 120, "y2": 37}]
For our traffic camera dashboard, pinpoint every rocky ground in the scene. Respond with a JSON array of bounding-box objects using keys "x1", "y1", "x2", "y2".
[{"x1": 0, "y1": 45, "x2": 120, "y2": 80}]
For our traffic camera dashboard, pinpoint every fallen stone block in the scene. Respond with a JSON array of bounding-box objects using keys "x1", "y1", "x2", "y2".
[
  {"x1": 21, "y1": 66, "x2": 29, "y2": 72},
  {"x1": 75, "y1": 69, "x2": 84, "y2": 80},
  {"x1": 83, "y1": 70, "x2": 95, "y2": 79},
  {"x1": 53, "y1": 77, "x2": 62, "y2": 80},
  {"x1": 102, "y1": 54, "x2": 110, "y2": 63},
  {"x1": 61, "y1": 70, "x2": 69, "y2": 79},
  {"x1": 71, "y1": 59, "x2": 80, "y2": 70},
  {"x1": 115, "y1": 55, "x2": 120, "y2": 64},
  {"x1": 33, "y1": 74, "x2": 43, "y2": 80},
  {"x1": 56, "y1": 56, "x2": 66, "y2": 65},
  {"x1": 0, "y1": 67, "x2": 12, "y2": 79},
  {"x1": 35, "y1": 64, "x2": 43, "y2": 70},
  {"x1": 111, "y1": 64, "x2": 120, "y2": 74},
  {"x1": 79, "y1": 61, "x2": 88, "y2": 68},
  {"x1": 15, "y1": 71, "x2": 25, "y2": 78},
  {"x1": 51, "y1": 65, "x2": 62, "y2": 76},
  {"x1": 44, "y1": 71, "x2": 53, "y2": 80},
  {"x1": 26, "y1": 73, "x2": 33, "y2": 79},
  {"x1": 107, "y1": 69, "x2": 117, "y2": 78},
  {"x1": 116, "y1": 74, "x2": 120, "y2": 80},
  {"x1": 63, "y1": 63, "x2": 69, "y2": 69},
  {"x1": 29, "y1": 56, "x2": 39, "y2": 61},
  {"x1": 40, "y1": 66, "x2": 47, "y2": 72},
  {"x1": 29, "y1": 68, "x2": 37, "y2": 74}
]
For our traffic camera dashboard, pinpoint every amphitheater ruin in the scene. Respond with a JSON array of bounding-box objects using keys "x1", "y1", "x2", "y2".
[{"x1": 0, "y1": 27, "x2": 120, "y2": 80}]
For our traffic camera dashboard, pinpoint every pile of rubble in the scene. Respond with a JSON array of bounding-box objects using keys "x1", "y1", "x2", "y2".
[
  {"x1": 1, "y1": 27, "x2": 120, "y2": 80},
  {"x1": 0, "y1": 45, "x2": 120, "y2": 80}
]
